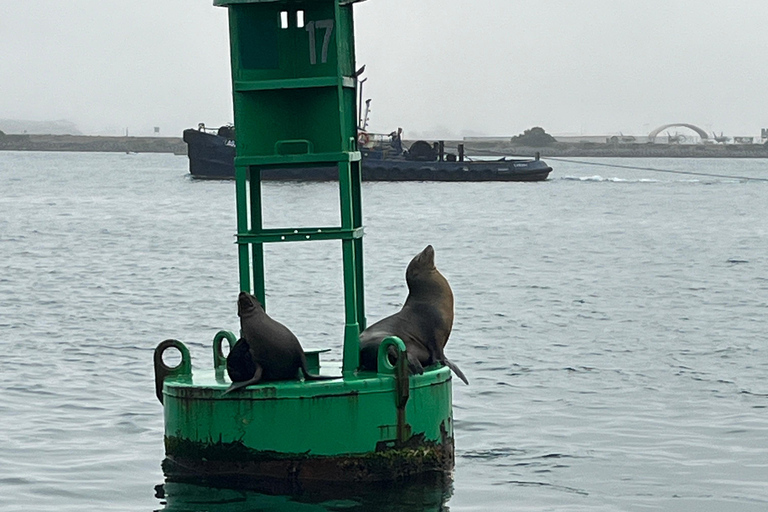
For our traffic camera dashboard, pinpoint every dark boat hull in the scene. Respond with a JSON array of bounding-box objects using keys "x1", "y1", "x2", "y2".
[
  {"x1": 182, "y1": 128, "x2": 236, "y2": 179},
  {"x1": 359, "y1": 157, "x2": 551, "y2": 182},
  {"x1": 183, "y1": 128, "x2": 552, "y2": 182}
]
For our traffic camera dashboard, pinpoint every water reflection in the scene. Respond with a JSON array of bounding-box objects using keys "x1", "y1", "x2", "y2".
[{"x1": 156, "y1": 473, "x2": 453, "y2": 512}]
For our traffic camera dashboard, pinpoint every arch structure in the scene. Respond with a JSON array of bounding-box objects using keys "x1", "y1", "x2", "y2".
[{"x1": 648, "y1": 123, "x2": 709, "y2": 143}]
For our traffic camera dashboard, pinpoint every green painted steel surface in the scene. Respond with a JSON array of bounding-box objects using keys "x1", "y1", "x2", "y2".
[
  {"x1": 156, "y1": 335, "x2": 455, "y2": 480},
  {"x1": 164, "y1": 366, "x2": 452, "y2": 456}
]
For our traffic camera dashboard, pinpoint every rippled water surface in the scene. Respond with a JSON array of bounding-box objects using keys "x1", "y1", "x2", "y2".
[{"x1": 1, "y1": 152, "x2": 767, "y2": 511}]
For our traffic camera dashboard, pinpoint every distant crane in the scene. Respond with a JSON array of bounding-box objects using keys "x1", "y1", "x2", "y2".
[{"x1": 713, "y1": 131, "x2": 730, "y2": 144}]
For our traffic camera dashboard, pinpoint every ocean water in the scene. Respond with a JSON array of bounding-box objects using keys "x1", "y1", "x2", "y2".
[{"x1": 1, "y1": 151, "x2": 766, "y2": 511}]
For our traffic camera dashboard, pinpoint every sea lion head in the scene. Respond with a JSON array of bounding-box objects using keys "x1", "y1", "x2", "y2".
[
  {"x1": 405, "y1": 245, "x2": 440, "y2": 290},
  {"x1": 237, "y1": 291, "x2": 263, "y2": 318},
  {"x1": 406, "y1": 243, "x2": 435, "y2": 273}
]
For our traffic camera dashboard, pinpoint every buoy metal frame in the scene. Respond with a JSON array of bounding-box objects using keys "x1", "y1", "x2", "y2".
[{"x1": 154, "y1": 0, "x2": 455, "y2": 483}]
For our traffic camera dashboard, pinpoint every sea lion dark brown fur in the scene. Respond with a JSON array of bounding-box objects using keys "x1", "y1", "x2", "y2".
[
  {"x1": 223, "y1": 292, "x2": 336, "y2": 395},
  {"x1": 359, "y1": 245, "x2": 468, "y2": 384},
  {"x1": 226, "y1": 338, "x2": 255, "y2": 383}
]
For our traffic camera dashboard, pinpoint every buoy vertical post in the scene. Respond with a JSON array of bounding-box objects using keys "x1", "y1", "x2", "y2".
[{"x1": 217, "y1": 0, "x2": 366, "y2": 373}]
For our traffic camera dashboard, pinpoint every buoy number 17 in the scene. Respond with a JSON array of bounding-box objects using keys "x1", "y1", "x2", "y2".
[{"x1": 306, "y1": 20, "x2": 334, "y2": 65}]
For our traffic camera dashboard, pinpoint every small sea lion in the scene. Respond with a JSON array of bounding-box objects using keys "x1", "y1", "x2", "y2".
[
  {"x1": 359, "y1": 245, "x2": 468, "y2": 384},
  {"x1": 223, "y1": 292, "x2": 336, "y2": 395},
  {"x1": 226, "y1": 338, "x2": 255, "y2": 383}
]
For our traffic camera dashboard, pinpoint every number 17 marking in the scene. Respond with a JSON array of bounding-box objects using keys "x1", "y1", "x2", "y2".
[{"x1": 306, "y1": 19, "x2": 334, "y2": 65}]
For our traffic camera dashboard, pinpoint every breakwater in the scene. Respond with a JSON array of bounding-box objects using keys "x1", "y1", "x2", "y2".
[
  {"x1": 450, "y1": 139, "x2": 768, "y2": 159},
  {"x1": 0, "y1": 134, "x2": 186, "y2": 155}
]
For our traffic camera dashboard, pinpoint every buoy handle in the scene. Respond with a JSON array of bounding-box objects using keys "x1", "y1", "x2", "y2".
[
  {"x1": 378, "y1": 336, "x2": 410, "y2": 412},
  {"x1": 212, "y1": 330, "x2": 238, "y2": 371},
  {"x1": 377, "y1": 336, "x2": 407, "y2": 374},
  {"x1": 153, "y1": 339, "x2": 192, "y2": 404}
]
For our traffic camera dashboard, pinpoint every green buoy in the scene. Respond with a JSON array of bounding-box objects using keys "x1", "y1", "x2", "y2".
[{"x1": 154, "y1": 0, "x2": 455, "y2": 484}]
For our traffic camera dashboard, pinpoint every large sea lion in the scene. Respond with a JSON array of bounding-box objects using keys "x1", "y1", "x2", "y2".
[
  {"x1": 359, "y1": 245, "x2": 469, "y2": 384},
  {"x1": 223, "y1": 292, "x2": 336, "y2": 395}
]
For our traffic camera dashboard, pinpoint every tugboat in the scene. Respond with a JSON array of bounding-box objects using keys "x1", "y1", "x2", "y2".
[
  {"x1": 183, "y1": 123, "x2": 552, "y2": 181},
  {"x1": 182, "y1": 124, "x2": 236, "y2": 179}
]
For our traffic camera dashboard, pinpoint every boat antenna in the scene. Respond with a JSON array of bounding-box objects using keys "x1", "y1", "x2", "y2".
[
  {"x1": 357, "y1": 76, "x2": 368, "y2": 130},
  {"x1": 361, "y1": 99, "x2": 372, "y2": 131}
]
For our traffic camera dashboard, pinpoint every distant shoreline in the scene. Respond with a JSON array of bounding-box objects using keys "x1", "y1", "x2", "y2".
[
  {"x1": 0, "y1": 134, "x2": 187, "y2": 155},
  {"x1": 2, "y1": 134, "x2": 768, "y2": 159},
  {"x1": 442, "y1": 139, "x2": 768, "y2": 159}
]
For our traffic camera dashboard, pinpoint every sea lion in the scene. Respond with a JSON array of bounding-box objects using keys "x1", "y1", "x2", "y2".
[
  {"x1": 223, "y1": 292, "x2": 336, "y2": 395},
  {"x1": 359, "y1": 245, "x2": 469, "y2": 384},
  {"x1": 226, "y1": 338, "x2": 256, "y2": 383}
]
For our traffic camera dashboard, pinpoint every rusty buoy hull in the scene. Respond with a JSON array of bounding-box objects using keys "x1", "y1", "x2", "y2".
[{"x1": 156, "y1": 335, "x2": 455, "y2": 484}]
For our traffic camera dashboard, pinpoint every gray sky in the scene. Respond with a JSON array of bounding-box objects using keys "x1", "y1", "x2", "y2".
[{"x1": 2, "y1": 0, "x2": 767, "y2": 138}]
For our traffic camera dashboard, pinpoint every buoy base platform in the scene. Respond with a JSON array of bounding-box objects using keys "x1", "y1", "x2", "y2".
[{"x1": 154, "y1": 333, "x2": 455, "y2": 483}]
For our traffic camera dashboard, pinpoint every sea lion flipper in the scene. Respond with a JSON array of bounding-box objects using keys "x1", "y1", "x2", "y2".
[
  {"x1": 221, "y1": 364, "x2": 263, "y2": 396},
  {"x1": 443, "y1": 357, "x2": 469, "y2": 385},
  {"x1": 221, "y1": 380, "x2": 251, "y2": 396},
  {"x1": 301, "y1": 370, "x2": 338, "y2": 381},
  {"x1": 406, "y1": 352, "x2": 425, "y2": 375},
  {"x1": 299, "y1": 356, "x2": 338, "y2": 381}
]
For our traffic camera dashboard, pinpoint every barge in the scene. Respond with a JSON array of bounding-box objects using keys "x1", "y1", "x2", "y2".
[{"x1": 183, "y1": 124, "x2": 552, "y2": 181}]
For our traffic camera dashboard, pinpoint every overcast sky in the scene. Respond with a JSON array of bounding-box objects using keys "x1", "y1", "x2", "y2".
[{"x1": 2, "y1": 0, "x2": 767, "y2": 138}]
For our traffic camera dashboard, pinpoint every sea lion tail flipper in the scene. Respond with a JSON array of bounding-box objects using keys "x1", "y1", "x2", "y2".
[
  {"x1": 221, "y1": 380, "x2": 253, "y2": 396},
  {"x1": 299, "y1": 355, "x2": 338, "y2": 381},
  {"x1": 443, "y1": 358, "x2": 469, "y2": 385},
  {"x1": 302, "y1": 371, "x2": 338, "y2": 381},
  {"x1": 300, "y1": 364, "x2": 338, "y2": 381},
  {"x1": 221, "y1": 365, "x2": 263, "y2": 396}
]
